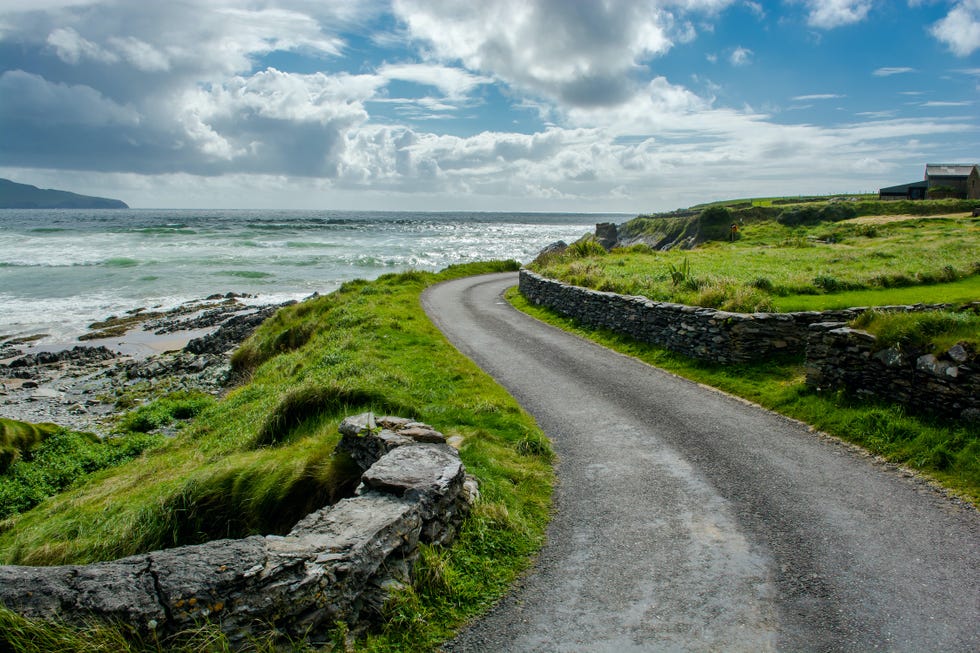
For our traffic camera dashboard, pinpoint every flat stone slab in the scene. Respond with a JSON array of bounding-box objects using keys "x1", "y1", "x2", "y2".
[{"x1": 361, "y1": 443, "x2": 464, "y2": 512}]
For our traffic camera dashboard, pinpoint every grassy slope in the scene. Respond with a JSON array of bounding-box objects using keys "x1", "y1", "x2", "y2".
[{"x1": 0, "y1": 261, "x2": 553, "y2": 652}]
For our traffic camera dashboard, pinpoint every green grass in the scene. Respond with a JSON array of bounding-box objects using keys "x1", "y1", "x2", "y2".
[
  {"x1": 851, "y1": 309, "x2": 980, "y2": 354},
  {"x1": 772, "y1": 276, "x2": 980, "y2": 311},
  {"x1": 0, "y1": 418, "x2": 60, "y2": 473},
  {"x1": 508, "y1": 289, "x2": 979, "y2": 506},
  {"x1": 534, "y1": 211, "x2": 980, "y2": 312},
  {"x1": 0, "y1": 429, "x2": 164, "y2": 521},
  {"x1": 0, "y1": 260, "x2": 554, "y2": 652}
]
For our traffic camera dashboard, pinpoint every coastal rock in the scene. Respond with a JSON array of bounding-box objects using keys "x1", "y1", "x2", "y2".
[
  {"x1": 5, "y1": 346, "x2": 117, "y2": 369},
  {"x1": 533, "y1": 240, "x2": 568, "y2": 261},
  {"x1": 185, "y1": 304, "x2": 289, "y2": 355},
  {"x1": 594, "y1": 222, "x2": 619, "y2": 250}
]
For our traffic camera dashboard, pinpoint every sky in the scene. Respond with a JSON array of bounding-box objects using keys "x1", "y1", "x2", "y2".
[{"x1": 0, "y1": 0, "x2": 978, "y2": 212}]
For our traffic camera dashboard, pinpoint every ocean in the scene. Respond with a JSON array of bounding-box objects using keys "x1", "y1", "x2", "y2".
[{"x1": 0, "y1": 209, "x2": 617, "y2": 347}]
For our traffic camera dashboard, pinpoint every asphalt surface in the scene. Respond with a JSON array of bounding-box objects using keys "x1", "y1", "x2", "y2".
[{"x1": 422, "y1": 272, "x2": 980, "y2": 653}]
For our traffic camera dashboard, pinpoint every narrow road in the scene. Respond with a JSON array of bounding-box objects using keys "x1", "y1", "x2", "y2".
[{"x1": 422, "y1": 272, "x2": 980, "y2": 653}]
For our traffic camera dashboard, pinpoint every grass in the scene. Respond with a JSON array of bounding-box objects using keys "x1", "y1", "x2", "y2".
[
  {"x1": 0, "y1": 427, "x2": 164, "y2": 520},
  {"x1": 508, "y1": 289, "x2": 979, "y2": 505},
  {"x1": 0, "y1": 260, "x2": 554, "y2": 652},
  {"x1": 534, "y1": 209, "x2": 980, "y2": 313},
  {"x1": 851, "y1": 309, "x2": 980, "y2": 354},
  {"x1": 0, "y1": 418, "x2": 60, "y2": 473},
  {"x1": 772, "y1": 276, "x2": 980, "y2": 311}
]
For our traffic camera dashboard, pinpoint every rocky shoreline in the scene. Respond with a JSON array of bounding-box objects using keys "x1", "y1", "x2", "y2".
[{"x1": 0, "y1": 296, "x2": 296, "y2": 434}]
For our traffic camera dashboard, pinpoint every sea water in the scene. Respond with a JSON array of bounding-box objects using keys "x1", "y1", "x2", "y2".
[{"x1": 0, "y1": 209, "x2": 616, "y2": 346}]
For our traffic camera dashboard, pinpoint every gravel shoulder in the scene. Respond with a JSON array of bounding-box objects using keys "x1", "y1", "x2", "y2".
[{"x1": 423, "y1": 272, "x2": 980, "y2": 652}]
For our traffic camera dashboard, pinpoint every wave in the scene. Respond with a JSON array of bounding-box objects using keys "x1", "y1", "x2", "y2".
[
  {"x1": 217, "y1": 270, "x2": 275, "y2": 279},
  {"x1": 104, "y1": 258, "x2": 140, "y2": 268},
  {"x1": 284, "y1": 241, "x2": 343, "y2": 249}
]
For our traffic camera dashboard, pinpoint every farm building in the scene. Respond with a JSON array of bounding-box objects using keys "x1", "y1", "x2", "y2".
[
  {"x1": 879, "y1": 163, "x2": 980, "y2": 200},
  {"x1": 878, "y1": 180, "x2": 928, "y2": 200}
]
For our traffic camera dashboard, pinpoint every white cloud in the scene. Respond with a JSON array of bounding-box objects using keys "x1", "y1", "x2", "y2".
[
  {"x1": 391, "y1": 0, "x2": 736, "y2": 108},
  {"x1": 873, "y1": 66, "x2": 915, "y2": 76},
  {"x1": 1, "y1": 0, "x2": 978, "y2": 211},
  {"x1": 743, "y1": 1, "x2": 765, "y2": 18},
  {"x1": 805, "y1": 0, "x2": 873, "y2": 29},
  {"x1": 729, "y1": 46, "x2": 752, "y2": 66},
  {"x1": 46, "y1": 27, "x2": 117, "y2": 64},
  {"x1": 929, "y1": 0, "x2": 980, "y2": 56},
  {"x1": 107, "y1": 36, "x2": 170, "y2": 72},
  {"x1": 377, "y1": 63, "x2": 491, "y2": 100}
]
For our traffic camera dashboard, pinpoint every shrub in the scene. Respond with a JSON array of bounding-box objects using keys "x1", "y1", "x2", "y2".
[
  {"x1": 667, "y1": 257, "x2": 693, "y2": 287},
  {"x1": 567, "y1": 238, "x2": 608, "y2": 258},
  {"x1": 777, "y1": 206, "x2": 821, "y2": 226},
  {"x1": 813, "y1": 275, "x2": 844, "y2": 292},
  {"x1": 698, "y1": 206, "x2": 734, "y2": 241}
]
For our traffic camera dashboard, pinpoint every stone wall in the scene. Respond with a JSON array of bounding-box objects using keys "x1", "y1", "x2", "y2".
[
  {"x1": 0, "y1": 413, "x2": 477, "y2": 645},
  {"x1": 519, "y1": 269, "x2": 868, "y2": 363},
  {"x1": 806, "y1": 324, "x2": 979, "y2": 421},
  {"x1": 519, "y1": 270, "x2": 974, "y2": 419}
]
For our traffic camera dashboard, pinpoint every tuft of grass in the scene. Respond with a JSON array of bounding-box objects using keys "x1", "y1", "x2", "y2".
[
  {"x1": 116, "y1": 391, "x2": 215, "y2": 433},
  {"x1": 0, "y1": 418, "x2": 60, "y2": 473},
  {"x1": 567, "y1": 238, "x2": 608, "y2": 258}
]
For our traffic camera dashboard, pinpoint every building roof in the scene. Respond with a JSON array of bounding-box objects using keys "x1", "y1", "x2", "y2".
[
  {"x1": 879, "y1": 180, "x2": 928, "y2": 193},
  {"x1": 924, "y1": 163, "x2": 979, "y2": 178}
]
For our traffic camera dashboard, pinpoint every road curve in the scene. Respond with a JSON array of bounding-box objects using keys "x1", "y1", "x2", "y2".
[{"x1": 422, "y1": 272, "x2": 979, "y2": 653}]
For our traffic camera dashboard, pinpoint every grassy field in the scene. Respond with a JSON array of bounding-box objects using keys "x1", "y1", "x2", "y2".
[
  {"x1": 0, "y1": 261, "x2": 554, "y2": 652},
  {"x1": 533, "y1": 208, "x2": 980, "y2": 313}
]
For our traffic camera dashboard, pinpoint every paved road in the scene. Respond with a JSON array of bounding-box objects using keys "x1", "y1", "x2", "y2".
[{"x1": 422, "y1": 272, "x2": 980, "y2": 653}]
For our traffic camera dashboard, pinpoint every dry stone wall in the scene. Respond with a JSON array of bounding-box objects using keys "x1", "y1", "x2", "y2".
[
  {"x1": 520, "y1": 269, "x2": 975, "y2": 420},
  {"x1": 519, "y1": 269, "x2": 866, "y2": 363},
  {"x1": 806, "y1": 323, "x2": 979, "y2": 421},
  {"x1": 0, "y1": 413, "x2": 477, "y2": 645}
]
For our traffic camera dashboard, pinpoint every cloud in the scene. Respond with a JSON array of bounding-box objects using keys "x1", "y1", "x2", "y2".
[
  {"x1": 1, "y1": 0, "x2": 978, "y2": 211},
  {"x1": 391, "y1": 0, "x2": 736, "y2": 108},
  {"x1": 378, "y1": 62, "x2": 491, "y2": 100},
  {"x1": 729, "y1": 46, "x2": 752, "y2": 66},
  {"x1": 873, "y1": 66, "x2": 915, "y2": 76},
  {"x1": 0, "y1": 70, "x2": 139, "y2": 126},
  {"x1": 929, "y1": 0, "x2": 980, "y2": 56},
  {"x1": 46, "y1": 27, "x2": 117, "y2": 64},
  {"x1": 805, "y1": 0, "x2": 873, "y2": 29}
]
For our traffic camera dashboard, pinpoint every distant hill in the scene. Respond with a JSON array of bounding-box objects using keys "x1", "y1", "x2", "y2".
[{"x1": 0, "y1": 178, "x2": 129, "y2": 209}]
